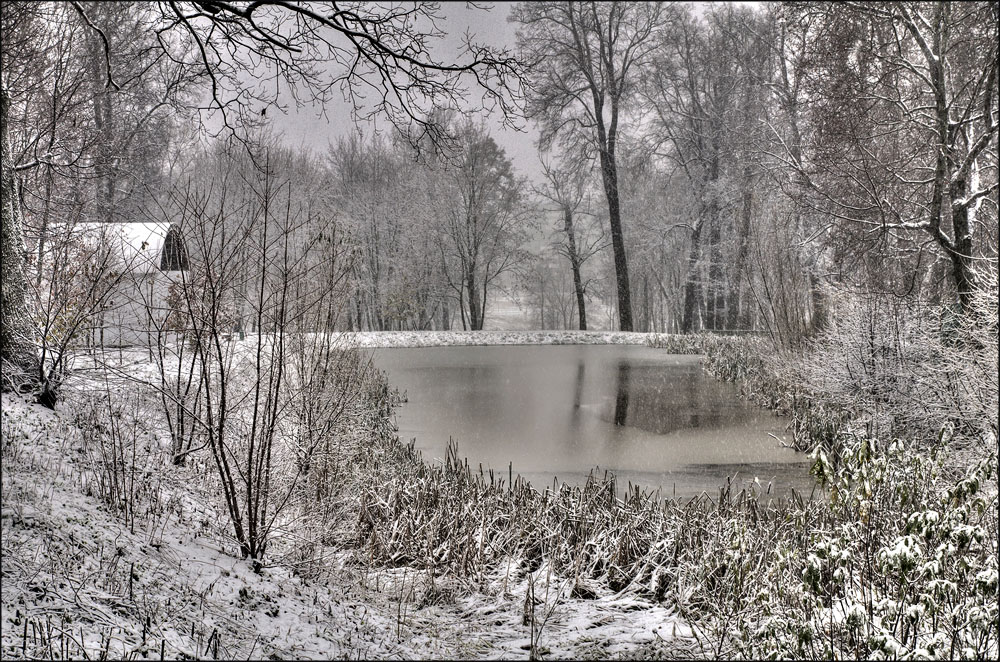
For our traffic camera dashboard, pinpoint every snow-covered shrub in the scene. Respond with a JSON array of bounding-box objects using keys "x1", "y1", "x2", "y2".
[
  {"x1": 681, "y1": 278, "x2": 1000, "y2": 658},
  {"x1": 697, "y1": 334, "x2": 848, "y2": 452},
  {"x1": 638, "y1": 277, "x2": 999, "y2": 658},
  {"x1": 678, "y1": 430, "x2": 997, "y2": 660},
  {"x1": 275, "y1": 339, "x2": 400, "y2": 577},
  {"x1": 799, "y1": 277, "x2": 999, "y2": 459},
  {"x1": 915, "y1": 279, "x2": 999, "y2": 456},
  {"x1": 71, "y1": 389, "x2": 172, "y2": 538},
  {"x1": 703, "y1": 335, "x2": 798, "y2": 411},
  {"x1": 649, "y1": 333, "x2": 806, "y2": 419}
]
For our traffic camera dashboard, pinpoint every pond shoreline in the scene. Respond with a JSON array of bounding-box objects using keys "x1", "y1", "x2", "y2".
[{"x1": 342, "y1": 330, "x2": 669, "y2": 348}]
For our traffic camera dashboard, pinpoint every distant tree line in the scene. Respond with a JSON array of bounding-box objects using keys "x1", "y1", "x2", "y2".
[
  {"x1": 515, "y1": 1, "x2": 997, "y2": 339},
  {"x1": 1, "y1": 1, "x2": 997, "y2": 401},
  {"x1": 0, "y1": 0, "x2": 524, "y2": 398}
]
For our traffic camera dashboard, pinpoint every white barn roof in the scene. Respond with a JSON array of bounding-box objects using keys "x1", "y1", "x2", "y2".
[{"x1": 72, "y1": 222, "x2": 187, "y2": 274}]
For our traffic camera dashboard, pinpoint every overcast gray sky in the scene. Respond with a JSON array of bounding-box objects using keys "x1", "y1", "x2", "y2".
[
  {"x1": 266, "y1": 2, "x2": 757, "y2": 182},
  {"x1": 268, "y1": 2, "x2": 543, "y2": 179}
]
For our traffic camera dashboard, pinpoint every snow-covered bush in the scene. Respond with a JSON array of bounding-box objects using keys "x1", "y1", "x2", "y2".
[
  {"x1": 735, "y1": 434, "x2": 997, "y2": 659},
  {"x1": 69, "y1": 388, "x2": 173, "y2": 539},
  {"x1": 800, "y1": 277, "x2": 999, "y2": 460},
  {"x1": 696, "y1": 334, "x2": 847, "y2": 452},
  {"x1": 275, "y1": 338, "x2": 400, "y2": 577},
  {"x1": 680, "y1": 277, "x2": 1000, "y2": 659}
]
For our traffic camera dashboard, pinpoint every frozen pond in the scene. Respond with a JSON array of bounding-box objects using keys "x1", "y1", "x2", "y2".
[{"x1": 370, "y1": 345, "x2": 816, "y2": 499}]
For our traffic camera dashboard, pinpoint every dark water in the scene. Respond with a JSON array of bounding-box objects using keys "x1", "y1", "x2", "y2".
[{"x1": 370, "y1": 345, "x2": 816, "y2": 499}]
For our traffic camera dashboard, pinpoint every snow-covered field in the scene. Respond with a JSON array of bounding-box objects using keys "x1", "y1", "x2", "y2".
[{"x1": 1, "y1": 382, "x2": 695, "y2": 659}]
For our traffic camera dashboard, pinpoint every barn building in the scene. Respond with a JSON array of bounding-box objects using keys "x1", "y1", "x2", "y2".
[{"x1": 77, "y1": 222, "x2": 189, "y2": 347}]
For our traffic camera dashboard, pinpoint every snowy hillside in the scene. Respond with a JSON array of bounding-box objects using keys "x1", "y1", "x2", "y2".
[{"x1": 1, "y1": 390, "x2": 694, "y2": 659}]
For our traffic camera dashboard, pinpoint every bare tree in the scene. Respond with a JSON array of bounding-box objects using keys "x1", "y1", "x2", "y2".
[
  {"x1": 535, "y1": 154, "x2": 605, "y2": 330},
  {"x1": 328, "y1": 134, "x2": 445, "y2": 331},
  {"x1": 521, "y1": 252, "x2": 581, "y2": 329},
  {"x1": 643, "y1": 5, "x2": 749, "y2": 333},
  {"x1": 437, "y1": 120, "x2": 529, "y2": 330},
  {"x1": 1, "y1": 0, "x2": 525, "y2": 398},
  {"x1": 513, "y1": 1, "x2": 673, "y2": 332},
  {"x1": 150, "y1": 1, "x2": 525, "y2": 146},
  {"x1": 776, "y1": 2, "x2": 999, "y2": 315},
  {"x1": 148, "y1": 140, "x2": 345, "y2": 565}
]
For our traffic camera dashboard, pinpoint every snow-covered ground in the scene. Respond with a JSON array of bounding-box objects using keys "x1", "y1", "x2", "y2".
[
  {"x1": 1, "y1": 387, "x2": 696, "y2": 659},
  {"x1": 342, "y1": 330, "x2": 657, "y2": 348},
  {"x1": 480, "y1": 291, "x2": 616, "y2": 333}
]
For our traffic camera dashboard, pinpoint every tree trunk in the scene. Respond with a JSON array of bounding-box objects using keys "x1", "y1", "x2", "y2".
[
  {"x1": 704, "y1": 149, "x2": 724, "y2": 331},
  {"x1": 682, "y1": 220, "x2": 705, "y2": 333},
  {"x1": 598, "y1": 148, "x2": 633, "y2": 331},
  {"x1": 0, "y1": 81, "x2": 40, "y2": 391},
  {"x1": 947, "y1": 203, "x2": 977, "y2": 313},
  {"x1": 479, "y1": 280, "x2": 488, "y2": 330},
  {"x1": 539, "y1": 276, "x2": 545, "y2": 328},
  {"x1": 562, "y1": 206, "x2": 588, "y2": 331},
  {"x1": 573, "y1": 268, "x2": 587, "y2": 331},
  {"x1": 706, "y1": 210, "x2": 724, "y2": 331},
  {"x1": 729, "y1": 167, "x2": 754, "y2": 330},
  {"x1": 466, "y1": 269, "x2": 482, "y2": 331},
  {"x1": 458, "y1": 286, "x2": 467, "y2": 330},
  {"x1": 641, "y1": 272, "x2": 650, "y2": 333},
  {"x1": 441, "y1": 300, "x2": 450, "y2": 331}
]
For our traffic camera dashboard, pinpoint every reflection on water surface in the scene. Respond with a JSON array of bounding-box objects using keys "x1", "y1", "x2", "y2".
[{"x1": 370, "y1": 345, "x2": 816, "y2": 499}]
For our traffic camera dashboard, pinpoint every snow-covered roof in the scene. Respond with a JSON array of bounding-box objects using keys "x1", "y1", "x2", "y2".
[{"x1": 71, "y1": 222, "x2": 188, "y2": 273}]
